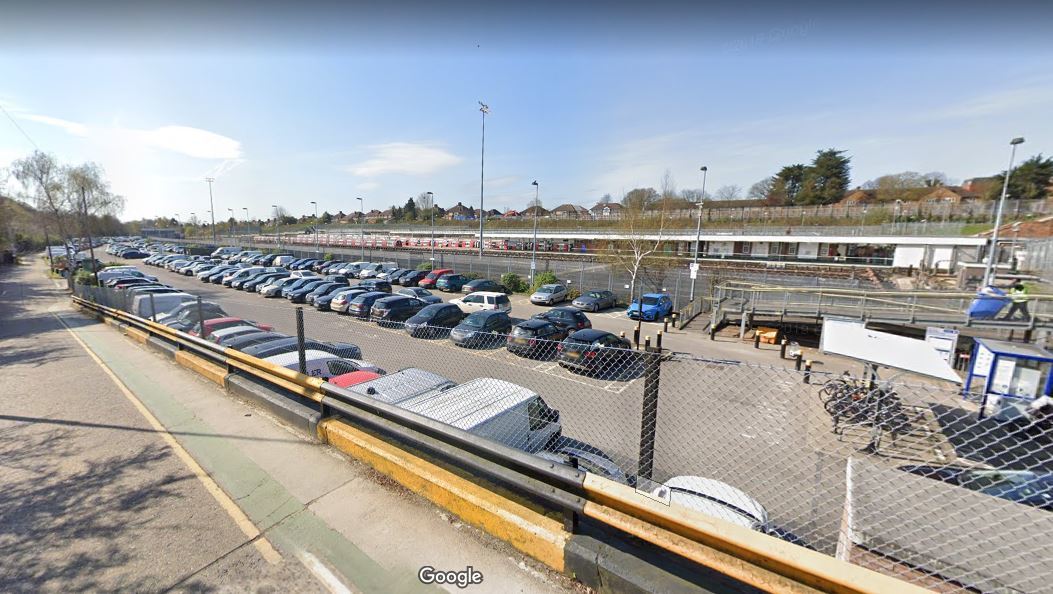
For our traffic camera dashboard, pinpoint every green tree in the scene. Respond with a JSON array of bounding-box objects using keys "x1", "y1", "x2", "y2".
[
  {"x1": 768, "y1": 164, "x2": 807, "y2": 205},
  {"x1": 621, "y1": 187, "x2": 659, "y2": 211},
  {"x1": 797, "y1": 149, "x2": 851, "y2": 205},
  {"x1": 987, "y1": 154, "x2": 1053, "y2": 201},
  {"x1": 403, "y1": 197, "x2": 419, "y2": 221},
  {"x1": 321, "y1": 211, "x2": 333, "y2": 224}
]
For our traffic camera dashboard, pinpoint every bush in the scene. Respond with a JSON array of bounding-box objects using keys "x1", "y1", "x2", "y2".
[
  {"x1": 566, "y1": 288, "x2": 581, "y2": 301},
  {"x1": 500, "y1": 272, "x2": 528, "y2": 293},
  {"x1": 529, "y1": 271, "x2": 559, "y2": 293},
  {"x1": 73, "y1": 270, "x2": 99, "y2": 286},
  {"x1": 417, "y1": 262, "x2": 434, "y2": 271},
  {"x1": 462, "y1": 272, "x2": 483, "y2": 280},
  {"x1": 323, "y1": 253, "x2": 334, "y2": 261}
]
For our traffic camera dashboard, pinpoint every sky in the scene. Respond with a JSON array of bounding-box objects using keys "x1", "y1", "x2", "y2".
[{"x1": 1, "y1": 1, "x2": 1052, "y2": 222}]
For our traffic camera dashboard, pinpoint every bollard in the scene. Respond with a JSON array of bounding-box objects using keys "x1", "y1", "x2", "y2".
[
  {"x1": 633, "y1": 326, "x2": 640, "y2": 349},
  {"x1": 619, "y1": 331, "x2": 626, "y2": 341},
  {"x1": 709, "y1": 325, "x2": 716, "y2": 341},
  {"x1": 644, "y1": 336, "x2": 651, "y2": 351},
  {"x1": 656, "y1": 330, "x2": 663, "y2": 351},
  {"x1": 754, "y1": 333, "x2": 760, "y2": 349},
  {"x1": 795, "y1": 353, "x2": 803, "y2": 371},
  {"x1": 804, "y1": 360, "x2": 813, "y2": 384},
  {"x1": 663, "y1": 317, "x2": 669, "y2": 333}
]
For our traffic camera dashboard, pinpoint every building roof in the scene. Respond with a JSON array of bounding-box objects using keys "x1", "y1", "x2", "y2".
[
  {"x1": 521, "y1": 205, "x2": 550, "y2": 216},
  {"x1": 591, "y1": 202, "x2": 623, "y2": 212}
]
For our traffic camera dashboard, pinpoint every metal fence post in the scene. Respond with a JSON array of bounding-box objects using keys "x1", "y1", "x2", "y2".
[
  {"x1": 295, "y1": 307, "x2": 308, "y2": 375},
  {"x1": 149, "y1": 293, "x2": 157, "y2": 322},
  {"x1": 637, "y1": 351, "x2": 662, "y2": 481},
  {"x1": 196, "y1": 296, "x2": 206, "y2": 337}
]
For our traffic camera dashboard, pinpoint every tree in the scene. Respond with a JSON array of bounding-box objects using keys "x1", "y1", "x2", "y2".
[
  {"x1": 987, "y1": 154, "x2": 1053, "y2": 202},
  {"x1": 621, "y1": 187, "x2": 659, "y2": 211},
  {"x1": 796, "y1": 149, "x2": 851, "y2": 205},
  {"x1": 713, "y1": 185, "x2": 743, "y2": 201},
  {"x1": 922, "y1": 171, "x2": 949, "y2": 187},
  {"x1": 11, "y1": 152, "x2": 73, "y2": 266},
  {"x1": 403, "y1": 197, "x2": 419, "y2": 221},
  {"x1": 768, "y1": 164, "x2": 807, "y2": 205},
  {"x1": 747, "y1": 177, "x2": 774, "y2": 200},
  {"x1": 321, "y1": 211, "x2": 333, "y2": 224}
]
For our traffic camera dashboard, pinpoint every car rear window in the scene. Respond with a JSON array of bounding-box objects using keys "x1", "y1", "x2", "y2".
[
  {"x1": 496, "y1": 295, "x2": 510, "y2": 305},
  {"x1": 512, "y1": 326, "x2": 535, "y2": 336}
]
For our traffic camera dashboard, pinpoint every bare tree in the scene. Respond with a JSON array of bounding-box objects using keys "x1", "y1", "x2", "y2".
[
  {"x1": 11, "y1": 151, "x2": 74, "y2": 273},
  {"x1": 714, "y1": 184, "x2": 743, "y2": 201},
  {"x1": 66, "y1": 162, "x2": 124, "y2": 284},
  {"x1": 660, "y1": 169, "x2": 677, "y2": 200},
  {"x1": 747, "y1": 177, "x2": 773, "y2": 200},
  {"x1": 417, "y1": 191, "x2": 434, "y2": 212}
]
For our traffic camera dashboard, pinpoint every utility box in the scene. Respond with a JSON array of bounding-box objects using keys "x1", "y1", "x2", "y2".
[{"x1": 965, "y1": 338, "x2": 1053, "y2": 422}]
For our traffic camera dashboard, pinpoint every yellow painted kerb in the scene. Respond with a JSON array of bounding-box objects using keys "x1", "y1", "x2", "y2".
[
  {"x1": 174, "y1": 350, "x2": 228, "y2": 387},
  {"x1": 318, "y1": 418, "x2": 569, "y2": 572}
]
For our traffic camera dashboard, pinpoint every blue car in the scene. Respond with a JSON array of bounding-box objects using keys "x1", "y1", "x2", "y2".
[{"x1": 626, "y1": 293, "x2": 673, "y2": 321}]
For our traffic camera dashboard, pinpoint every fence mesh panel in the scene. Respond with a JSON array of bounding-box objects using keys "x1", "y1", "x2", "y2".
[{"x1": 74, "y1": 262, "x2": 1053, "y2": 594}]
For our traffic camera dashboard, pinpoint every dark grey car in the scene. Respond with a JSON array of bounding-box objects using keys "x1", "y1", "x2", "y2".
[{"x1": 571, "y1": 289, "x2": 617, "y2": 312}]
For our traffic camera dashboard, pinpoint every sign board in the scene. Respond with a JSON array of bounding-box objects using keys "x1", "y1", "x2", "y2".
[
  {"x1": 820, "y1": 317, "x2": 961, "y2": 383},
  {"x1": 925, "y1": 327, "x2": 959, "y2": 366},
  {"x1": 689, "y1": 262, "x2": 699, "y2": 272},
  {"x1": 689, "y1": 269, "x2": 698, "y2": 280},
  {"x1": 530, "y1": 260, "x2": 536, "y2": 270},
  {"x1": 972, "y1": 343, "x2": 995, "y2": 378}
]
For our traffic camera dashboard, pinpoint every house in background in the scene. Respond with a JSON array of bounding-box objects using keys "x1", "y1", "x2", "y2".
[
  {"x1": 363, "y1": 209, "x2": 384, "y2": 223},
  {"x1": 503, "y1": 209, "x2": 521, "y2": 218},
  {"x1": 962, "y1": 177, "x2": 998, "y2": 195},
  {"x1": 521, "y1": 205, "x2": 550, "y2": 219},
  {"x1": 838, "y1": 189, "x2": 879, "y2": 205},
  {"x1": 590, "y1": 201, "x2": 623, "y2": 219},
  {"x1": 551, "y1": 204, "x2": 591, "y2": 219},
  {"x1": 444, "y1": 202, "x2": 475, "y2": 220},
  {"x1": 921, "y1": 186, "x2": 980, "y2": 204}
]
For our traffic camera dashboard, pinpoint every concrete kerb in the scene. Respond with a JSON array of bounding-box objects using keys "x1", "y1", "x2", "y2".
[
  {"x1": 145, "y1": 335, "x2": 178, "y2": 359},
  {"x1": 225, "y1": 373, "x2": 322, "y2": 438}
]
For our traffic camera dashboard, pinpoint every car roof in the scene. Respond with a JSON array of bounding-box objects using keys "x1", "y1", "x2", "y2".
[
  {"x1": 659, "y1": 476, "x2": 768, "y2": 529},
  {"x1": 264, "y1": 349, "x2": 342, "y2": 366},
  {"x1": 467, "y1": 291, "x2": 506, "y2": 297},
  {"x1": 569, "y1": 329, "x2": 610, "y2": 341},
  {"x1": 466, "y1": 309, "x2": 506, "y2": 319},
  {"x1": 517, "y1": 319, "x2": 551, "y2": 329},
  {"x1": 343, "y1": 368, "x2": 454, "y2": 403},
  {"x1": 642, "y1": 293, "x2": 668, "y2": 298},
  {"x1": 398, "y1": 378, "x2": 537, "y2": 430}
]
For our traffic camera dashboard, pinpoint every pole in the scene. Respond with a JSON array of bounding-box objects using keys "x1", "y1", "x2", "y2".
[
  {"x1": 356, "y1": 197, "x2": 365, "y2": 260},
  {"x1": 531, "y1": 180, "x2": 539, "y2": 284},
  {"x1": 983, "y1": 138, "x2": 1025, "y2": 287},
  {"x1": 271, "y1": 205, "x2": 281, "y2": 251},
  {"x1": 637, "y1": 351, "x2": 662, "y2": 481},
  {"x1": 205, "y1": 177, "x2": 217, "y2": 245},
  {"x1": 478, "y1": 102, "x2": 489, "y2": 259},
  {"x1": 242, "y1": 207, "x2": 249, "y2": 247},
  {"x1": 79, "y1": 187, "x2": 100, "y2": 287},
  {"x1": 689, "y1": 166, "x2": 707, "y2": 302},
  {"x1": 196, "y1": 296, "x2": 206, "y2": 338},
  {"x1": 427, "y1": 191, "x2": 436, "y2": 265},
  {"x1": 295, "y1": 307, "x2": 307, "y2": 375},
  {"x1": 44, "y1": 228, "x2": 54, "y2": 271},
  {"x1": 311, "y1": 201, "x2": 319, "y2": 255}
]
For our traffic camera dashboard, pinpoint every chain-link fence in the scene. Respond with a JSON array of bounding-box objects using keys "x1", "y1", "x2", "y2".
[{"x1": 74, "y1": 277, "x2": 1053, "y2": 593}]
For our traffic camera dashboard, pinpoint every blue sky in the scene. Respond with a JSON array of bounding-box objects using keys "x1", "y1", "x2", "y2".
[{"x1": 2, "y1": 2, "x2": 1052, "y2": 221}]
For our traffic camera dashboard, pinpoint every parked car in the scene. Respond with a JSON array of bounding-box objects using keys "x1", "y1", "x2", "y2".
[
  {"x1": 417, "y1": 268, "x2": 453, "y2": 289},
  {"x1": 131, "y1": 292, "x2": 196, "y2": 319},
  {"x1": 435, "y1": 273, "x2": 470, "y2": 292},
  {"x1": 506, "y1": 319, "x2": 567, "y2": 358},
  {"x1": 329, "y1": 288, "x2": 370, "y2": 313},
  {"x1": 287, "y1": 280, "x2": 328, "y2": 303},
  {"x1": 271, "y1": 255, "x2": 296, "y2": 267},
  {"x1": 404, "y1": 303, "x2": 466, "y2": 338},
  {"x1": 188, "y1": 317, "x2": 273, "y2": 339},
  {"x1": 314, "y1": 287, "x2": 352, "y2": 311},
  {"x1": 109, "y1": 277, "x2": 159, "y2": 289},
  {"x1": 339, "y1": 368, "x2": 454, "y2": 403},
  {"x1": 211, "y1": 246, "x2": 241, "y2": 259},
  {"x1": 532, "y1": 307, "x2": 591, "y2": 332},
  {"x1": 398, "y1": 270, "x2": 427, "y2": 287},
  {"x1": 626, "y1": 293, "x2": 673, "y2": 322},
  {"x1": 120, "y1": 250, "x2": 149, "y2": 259},
  {"x1": 557, "y1": 329, "x2": 635, "y2": 376},
  {"x1": 241, "y1": 337, "x2": 362, "y2": 361},
  {"x1": 207, "y1": 325, "x2": 269, "y2": 345},
  {"x1": 264, "y1": 349, "x2": 385, "y2": 379},
  {"x1": 157, "y1": 300, "x2": 226, "y2": 326},
  {"x1": 357, "y1": 263, "x2": 385, "y2": 279},
  {"x1": 370, "y1": 295, "x2": 428, "y2": 326},
  {"x1": 329, "y1": 371, "x2": 384, "y2": 389},
  {"x1": 281, "y1": 277, "x2": 321, "y2": 298},
  {"x1": 346, "y1": 291, "x2": 391, "y2": 319},
  {"x1": 898, "y1": 465, "x2": 1053, "y2": 511},
  {"x1": 398, "y1": 378, "x2": 561, "y2": 453},
  {"x1": 461, "y1": 278, "x2": 508, "y2": 294},
  {"x1": 376, "y1": 267, "x2": 406, "y2": 281},
  {"x1": 222, "y1": 331, "x2": 290, "y2": 351},
  {"x1": 536, "y1": 438, "x2": 633, "y2": 486},
  {"x1": 652, "y1": 476, "x2": 770, "y2": 532},
  {"x1": 357, "y1": 278, "x2": 391, "y2": 293},
  {"x1": 222, "y1": 266, "x2": 265, "y2": 287},
  {"x1": 306, "y1": 282, "x2": 349, "y2": 305},
  {"x1": 261, "y1": 276, "x2": 298, "y2": 297},
  {"x1": 450, "y1": 310, "x2": 512, "y2": 348},
  {"x1": 571, "y1": 290, "x2": 617, "y2": 312},
  {"x1": 396, "y1": 287, "x2": 442, "y2": 304},
  {"x1": 199, "y1": 266, "x2": 234, "y2": 281},
  {"x1": 450, "y1": 291, "x2": 512, "y2": 313},
  {"x1": 243, "y1": 272, "x2": 288, "y2": 292},
  {"x1": 530, "y1": 284, "x2": 568, "y2": 306}
]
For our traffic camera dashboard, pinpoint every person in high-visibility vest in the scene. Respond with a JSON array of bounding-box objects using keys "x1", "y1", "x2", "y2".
[{"x1": 1002, "y1": 282, "x2": 1031, "y2": 320}]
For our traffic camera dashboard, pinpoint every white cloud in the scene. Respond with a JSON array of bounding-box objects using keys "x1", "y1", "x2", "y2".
[
  {"x1": 926, "y1": 84, "x2": 1053, "y2": 121},
  {"x1": 19, "y1": 114, "x2": 88, "y2": 136},
  {"x1": 346, "y1": 142, "x2": 461, "y2": 177},
  {"x1": 134, "y1": 125, "x2": 242, "y2": 159},
  {"x1": 356, "y1": 181, "x2": 380, "y2": 191},
  {"x1": 205, "y1": 158, "x2": 246, "y2": 178}
]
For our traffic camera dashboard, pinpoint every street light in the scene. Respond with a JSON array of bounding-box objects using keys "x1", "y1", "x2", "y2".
[
  {"x1": 204, "y1": 177, "x2": 217, "y2": 245},
  {"x1": 426, "y1": 191, "x2": 435, "y2": 265},
  {"x1": 356, "y1": 197, "x2": 365, "y2": 260},
  {"x1": 271, "y1": 205, "x2": 281, "y2": 250},
  {"x1": 310, "y1": 200, "x2": 319, "y2": 255},
  {"x1": 983, "y1": 136, "x2": 1025, "y2": 287},
  {"x1": 893, "y1": 199, "x2": 903, "y2": 234},
  {"x1": 689, "y1": 166, "x2": 708, "y2": 302},
  {"x1": 530, "y1": 180, "x2": 540, "y2": 284},
  {"x1": 227, "y1": 208, "x2": 234, "y2": 242},
  {"x1": 477, "y1": 101, "x2": 489, "y2": 258}
]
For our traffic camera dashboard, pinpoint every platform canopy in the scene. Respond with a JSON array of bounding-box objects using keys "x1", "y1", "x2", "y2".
[{"x1": 820, "y1": 318, "x2": 962, "y2": 383}]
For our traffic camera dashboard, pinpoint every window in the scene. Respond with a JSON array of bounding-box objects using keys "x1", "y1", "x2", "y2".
[
  {"x1": 496, "y1": 295, "x2": 510, "y2": 306},
  {"x1": 527, "y1": 397, "x2": 554, "y2": 431},
  {"x1": 327, "y1": 360, "x2": 359, "y2": 376},
  {"x1": 463, "y1": 295, "x2": 481, "y2": 304},
  {"x1": 485, "y1": 296, "x2": 494, "y2": 304}
]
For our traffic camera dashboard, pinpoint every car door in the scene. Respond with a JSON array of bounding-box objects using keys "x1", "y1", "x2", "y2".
[{"x1": 459, "y1": 294, "x2": 483, "y2": 312}]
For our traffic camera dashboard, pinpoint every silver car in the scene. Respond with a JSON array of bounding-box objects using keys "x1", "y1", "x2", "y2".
[{"x1": 529, "y1": 284, "x2": 568, "y2": 306}]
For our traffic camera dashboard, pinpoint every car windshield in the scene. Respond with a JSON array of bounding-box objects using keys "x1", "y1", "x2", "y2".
[
  {"x1": 641, "y1": 296, "x2": 660, "y2": 305},
  {"x1": 512, "y1": 326, "x2": 536, "y2": 336},
  {"x1": 462, "y1": 315, "x2": 486, "y2": 328},
  {"x1": 587, "y1": 292, "x2": 603, "y2": 299},
  {"x1": 537, "y1": 286, "x2": 554, "y2": 294}
]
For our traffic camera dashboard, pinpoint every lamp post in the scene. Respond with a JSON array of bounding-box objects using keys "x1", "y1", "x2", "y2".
[
  {"x1": 893, "y1": 199, "x2": 903, "y2": 234},
  {"x1": 310, "y1": 200, "x2": 319, "y2": 255},
  {"x1": 242, "y1": 207, "x2": 249, "y2": 243},
  {"x1": 204, "y1": 177, "x2": 217, "y2": 245},
  {"x1": 689, "y1": 166, "x2": 708, "y2": 302},
  {"x1": 530, "y1": 180, "x2": 540, "y2": 284},
  {"x1": 227, "y1": 208, "x2": 234, "y2": 243},
  {"x1": 426, "y1": 191, "x2": 435, "y2": 265},
  {"x1": 271, "y1": 205, "x2": 281, "y2": 250},
  {"x1": 477, "y1": 101, "x2": 489, "y2": 258},
  {"x1": 983, "y1": 137, "x2": 1025, "y2": 287},
  {"x1": 356, "y1": 197, "x2": 365, "y2": 260}
]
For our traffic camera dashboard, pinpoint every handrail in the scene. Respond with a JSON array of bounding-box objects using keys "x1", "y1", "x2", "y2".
[{"x1": 72, "y1": 294, "x2": 933, "y2": 594}]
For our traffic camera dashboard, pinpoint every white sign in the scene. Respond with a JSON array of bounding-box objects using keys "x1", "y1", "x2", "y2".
[
  {"x1": 925, "y1": 327, "x2": 959, "y2": 366},
  {"x1": 973, "y1": 344, "x2": 995, "y2": 378},
  {"x1": 689, "y1": 262, "x2": 699, "y2": 272},
  {"x1": 991, "y1": 359, "x2": 1017, "y2": 395},
  {"x1": 689, "y1": 269, "x2": 698, "y2": 280},
  {"x1": 530, "y1": 260, "x2": 536, "y2": 270}
]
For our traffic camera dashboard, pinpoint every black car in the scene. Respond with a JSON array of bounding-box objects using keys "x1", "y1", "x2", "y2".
[
  {"x1": 280, "y1": 276, "x2": 319, "y2": 297},
  {"x1": 461, "y1": 278, "x2": 508, "y2": 294},
  {"x1": 215, "y1": 329, "x2": 276, "y2": 347},
  {"x1": 532, "y1": 307, "x2": 592, "y2": 332},
  {"x1": 243, "y1": 272, "x2": 289, "y2": 292},
  {"x1": 324, "y1": 275, "x2": 351, "y2": 285},
  {"x1": 557, "y1": 329, "x2": 635, "y2": 376},
  {"x1": 450, "y1": 310, "x2": 513, "y2": 348},
  {"x1": 305, "y1": 282, "x2": 346, "y2": 305},
  {"x1": 222, "y1": 331, "x2": 289, "y2": 351},
  {"x1": 370, "y1": 295, "x2": 428, "y2": 326},
  {"x1": 293, "y1": 258, "x2": 321, "y2": 271},
  {"x1": 241, "y1": 337, "x2": 363, "y2": 361},
  {"x1": 286, "y1": 258, "x2": 310, "y2": 269},
  {"x1": 357, "y1": 279, "x2": 392, "y2": 293},
  {"x1": 404, "y1": 303, "x2": 466, "y2": 338},
  {"x1": 231, "y1": 270, "x2": 273, "y2": 289},
  {"x1": 346, "y1": 291, "x2": 391, "y2": 319},
  {"x1": 314, "y1": 287, "x2": 353, "y2": 311},
  {"x1": 506, "y1": 319, "x2": 567, "y2": 358},
  {"x1": 321, "y1": 261, "x2": 346, "y2": 275},
  {"x1": 167, "y1": 304, "x2": 229, "y2": 332},
  {"x1": 287, "y1": 280, "x2": 328, "y2": 303},
  {"x1": 389, "y1": 269, "x2": 416, "y2": 285},
  {"x1": 398, "y1": 270, "x2": 426, "y2": 287}
]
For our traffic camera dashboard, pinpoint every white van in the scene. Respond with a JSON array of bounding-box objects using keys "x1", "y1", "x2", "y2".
[
  {"x1": 397, "y1": 378, "x2": 561, "y2": 453},
  {"x1": 211, "y1": 246, "x2": 241, "y2": 259},
  {"x1": 264, "y1": 349, "x2": 385, "y2": 378},
  {"x1": 450, "y1": 291, "x2": 512, "y2": 313},
  {"x1": 272, "y1": 255, "x2": 296, "y2": 267},
  {"x1": 131, "y1": 292, "x2": 196, "y2": 319},
  {"x1": 343, "y1": 368, "x2": 455, "y2": 405}
]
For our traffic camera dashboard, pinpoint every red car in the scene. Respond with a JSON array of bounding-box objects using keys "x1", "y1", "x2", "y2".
[
  {"x1": 417, "y1": 268, "x2": 453, "y2": 289},
  {"x1": 329, "y1": 370, "x2": 383, "y2": 388},
  {"x1": 187, "y1": 317, "x2": 274, "y2": 339}
]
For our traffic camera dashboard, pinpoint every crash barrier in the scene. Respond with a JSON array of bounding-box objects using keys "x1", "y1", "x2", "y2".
[{"x1": 71, "y1": 290, "x2": 931, "y2": 594}]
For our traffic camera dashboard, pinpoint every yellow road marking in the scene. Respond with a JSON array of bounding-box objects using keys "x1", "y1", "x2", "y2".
[{"x1": 53, "y1": 312, "x2": 282, "y2": 565}]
